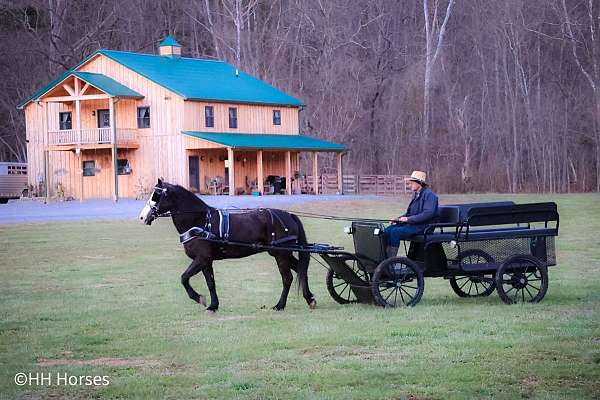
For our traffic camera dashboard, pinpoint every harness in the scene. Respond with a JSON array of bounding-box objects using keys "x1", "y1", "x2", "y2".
[
  {"x1": 148, "y1": 185, "x2": 299, "y2": 247},
  {"x1": 178, "y1": 208, "x2": 296, "y2": 246}
]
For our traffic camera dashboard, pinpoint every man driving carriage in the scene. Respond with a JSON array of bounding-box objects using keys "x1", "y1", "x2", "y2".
[{"x1": 385, "y1": 170, "x2": 439, "y2": 257}]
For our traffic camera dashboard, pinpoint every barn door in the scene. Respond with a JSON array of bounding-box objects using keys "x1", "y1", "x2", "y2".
[{"x1": 188, "y1": 156, "x2": 200, "y2": 192}]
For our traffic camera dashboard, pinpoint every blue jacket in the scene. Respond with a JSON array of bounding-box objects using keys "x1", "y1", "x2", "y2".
[{"x1": 403, "y1": 187, "x2": 439, "y2": 230}]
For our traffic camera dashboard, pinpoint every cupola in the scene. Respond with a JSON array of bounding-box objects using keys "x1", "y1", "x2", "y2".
[{"x1": 159, "y1": 36, "x2": 181, "y2": 58}]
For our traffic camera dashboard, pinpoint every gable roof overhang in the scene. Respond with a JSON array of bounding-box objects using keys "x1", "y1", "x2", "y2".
[{"x1": 17, "y1": 69, "x2": 143, "y2": 108}]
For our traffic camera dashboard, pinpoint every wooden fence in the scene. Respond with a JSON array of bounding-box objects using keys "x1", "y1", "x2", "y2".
[{"x1": 300, "y1": 174, "x2": 410, "y2": 195}]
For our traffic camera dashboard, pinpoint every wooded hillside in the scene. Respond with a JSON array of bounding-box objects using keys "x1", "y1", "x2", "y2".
[{"x1": 2, "y1": 0, "x2": 598, "y2": 192}]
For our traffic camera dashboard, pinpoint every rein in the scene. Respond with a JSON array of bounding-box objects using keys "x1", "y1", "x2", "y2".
[{"x1": 148, "y1": 185, "x2": 389, "y2": 224}]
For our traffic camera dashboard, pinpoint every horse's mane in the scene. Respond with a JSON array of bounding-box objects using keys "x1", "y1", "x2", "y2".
[{"x1": 169, "y1": 183, "x2": 209, "y2": 210}]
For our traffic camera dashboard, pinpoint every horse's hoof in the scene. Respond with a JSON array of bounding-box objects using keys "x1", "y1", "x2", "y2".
[
  {"x1": 206, "y1": 309, "x2": 217, "y2": 316},
  {"x1": 309, "y1": 300, "x2": 317, "y2": 310},
  {"x1": 272, "y1": 305, "x2": 285, "y2": 311},
  {"x1": 198, "y1": 295, "x2": 207, "y2": 307}
]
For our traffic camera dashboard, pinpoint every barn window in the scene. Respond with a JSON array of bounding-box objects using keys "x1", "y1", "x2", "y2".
[
  {"x1": 273, "y1": 110, "x2": 281, "y2": 125},
  {"x1": 228, "y1": 107, "x2": 237, "y2": 129},
  {"x1": 83, "y1": 160, "x2": 95, "y2": 176},
  {"x1": 137, "y1": 107, "x2": 150, "y2": 128},
  {"x1": 205, "y1": 106, "x2": 214, "y2": 128},
  {"x1": 59, "y1": 112, "x2": 72, "y2": 130},
  {"x1": 117, "y1": 159, "x2": 132, "y2": 175}
]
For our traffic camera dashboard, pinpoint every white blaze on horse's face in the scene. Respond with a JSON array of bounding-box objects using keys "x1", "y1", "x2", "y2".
[{"x1": 139, "y1": 193, "x2": 156, "y2": 225}]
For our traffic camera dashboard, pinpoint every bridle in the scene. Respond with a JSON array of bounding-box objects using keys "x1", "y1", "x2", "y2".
[
  {"x1": 145, "y1": 185, "x2": 171, "y2": 220},
  {"x1": 146, "y1": 185, "x2": 210, "y2": 220}
]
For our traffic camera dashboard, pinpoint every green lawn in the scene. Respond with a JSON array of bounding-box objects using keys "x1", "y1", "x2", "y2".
[{"x1": 1, "y1": 194, "x2": 599, "y2": 399}]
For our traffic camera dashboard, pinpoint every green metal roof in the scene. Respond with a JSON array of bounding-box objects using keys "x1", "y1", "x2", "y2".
[
  {"x1": 97, "y1": 50, "x2": 304, "y2": 106},
  {"x1": 160, "y1": 36, "x2": 181, "y2": 47},
  {"x1": 16, "y1": 71, "x2": 143, "y2": 109},
  {"x1": 182, "y1": 131, "x2": 345, "y2": 151},
  {"x1": 19, "y1": 43, "x2": 304, "y2": 109},
  {"x1": 71, "y1": 72, "x2": 143, "y2": 98}
]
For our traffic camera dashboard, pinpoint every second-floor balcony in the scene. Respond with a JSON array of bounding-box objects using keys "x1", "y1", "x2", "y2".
[{"x1": 48, "y1": 128, "x2": 138, "y2": 148}]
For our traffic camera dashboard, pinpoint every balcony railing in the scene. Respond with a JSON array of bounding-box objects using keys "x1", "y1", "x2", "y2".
[{"x1": 48, "y1": 128, "x2": 138, "y2": 146}]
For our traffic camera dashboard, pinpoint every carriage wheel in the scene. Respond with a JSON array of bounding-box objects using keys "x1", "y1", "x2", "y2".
[
  {"x1": 371, "y1": 257, "x2": 424, "y2": 307},
  {"x1": 325, "y1": 259, "x2": 366, "y2": 304},
  {"x1": 495, "y1": 255, "x2": 548, "y2": 304},
  {"x1": 449, "y1": 249, "x2": 496, "y2": 297}
]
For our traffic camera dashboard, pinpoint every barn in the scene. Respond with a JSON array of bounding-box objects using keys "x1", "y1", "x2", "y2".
[{"x1": 17, "y1": 36, "x2": 345, "y2": 199}]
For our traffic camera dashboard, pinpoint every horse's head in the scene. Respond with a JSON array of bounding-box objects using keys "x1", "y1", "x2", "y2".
[{"x1": 139, "y1": 178, "x2": 176, "y2": 225}]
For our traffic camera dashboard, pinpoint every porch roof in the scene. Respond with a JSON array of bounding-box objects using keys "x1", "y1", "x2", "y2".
[
  {"x1": 71, "y1": 72, "x2": 144, "y2": 98},
  {"x1": 16, "y1": 71, "x2": 143, "y2": 108},
  {"x1": 182, "y1": 131, "x2": 345, "y2": 152}
]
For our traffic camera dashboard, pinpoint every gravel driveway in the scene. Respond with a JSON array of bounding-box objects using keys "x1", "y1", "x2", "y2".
[{"x1": 0, "y1": 195, "x2": 376, "y2": 224}]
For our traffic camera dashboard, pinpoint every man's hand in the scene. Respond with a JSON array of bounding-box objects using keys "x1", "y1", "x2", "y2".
[
  {"x1": 389, "y1": 216, "x2": 409, "y2": 224},
  {"x1": 398, "y1": 216, "x2": 409, "y2": 223}
]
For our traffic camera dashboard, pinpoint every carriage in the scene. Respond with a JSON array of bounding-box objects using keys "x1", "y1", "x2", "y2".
[
  {"x1": 318, "y1": 201, "x2": 559, "y2": 307},
  {"x1": 142, "y1": 181, "x2": 560, "y2": 310}
]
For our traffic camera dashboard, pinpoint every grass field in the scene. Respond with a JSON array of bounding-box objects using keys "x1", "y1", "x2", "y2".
[{"x1": 1, "y1": 193, "x2": 599, "y2": 399}]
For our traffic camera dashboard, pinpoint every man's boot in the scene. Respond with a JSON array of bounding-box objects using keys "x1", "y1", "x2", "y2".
[{"x1": 386, "y1": 246, "x2": 399, "y2": 258}]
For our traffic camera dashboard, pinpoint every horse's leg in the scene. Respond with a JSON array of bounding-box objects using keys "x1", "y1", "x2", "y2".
[
  {"x1": 202, "y1": 263, "x2": 219, "y2": 312},
  {"x1": 289, "y1": 252, "x2": 317, "y2": 309},
  {"x1": 273, "y1": 253, "x2": 293, "y2": 311},
  {"x1": 181, "y1": 259, "x2": 207, "y2": 307}
]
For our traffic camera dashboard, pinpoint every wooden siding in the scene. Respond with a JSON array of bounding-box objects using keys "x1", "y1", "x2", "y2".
[
  {"x1": 24, "y1": 53, "x2": 307, "y2": 199},
  {"x1": 183, "y1": 101, "x2": 299, "y2": 134},
  {"x1": 46, "y1": 148, "x2": 137, "y2": 199}
]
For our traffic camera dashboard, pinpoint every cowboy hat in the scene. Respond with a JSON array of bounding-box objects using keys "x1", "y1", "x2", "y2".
[{"x1": 406, "y1": 170, "x2": 427, "y2": 186}]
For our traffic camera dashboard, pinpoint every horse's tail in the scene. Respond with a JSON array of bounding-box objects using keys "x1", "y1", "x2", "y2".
[{"x1": 291, "y1": 213, "x2": 310, "y2": 295}]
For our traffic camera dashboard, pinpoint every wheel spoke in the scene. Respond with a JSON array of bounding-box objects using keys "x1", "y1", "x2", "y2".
[
  {"x1": 459, "y1": 279, "x2": 470, "y2": 290},
  {"x1": 527, "y1": 283, "x2": 540, "y2": 291},
  {"x1": 524, "y1": 286, "x2": 534, "y2": 301},
  {"x1": 384, "y1": 287, "x2": 396, "y2": 304},
  {"x1": 400, "y1": 286, "x2": 414, "y2": 303},
  {"x1": 339, "y1": 284, "x2": 349, "y2": 298},
  {"x1": 394, "y1": 287, "x2": 399, "y2": 306}
]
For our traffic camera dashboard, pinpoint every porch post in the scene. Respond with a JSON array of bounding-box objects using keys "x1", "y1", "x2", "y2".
[
  {"x1": 42, "y1": 101, "x2": 50, "y2": 203},
  {"x1": 228, "y1": 147, "x2": 235, "y2": 196},
  {"x1": 285, "y1": 151, "x2": 292, "y2": 195},
  {"x1": 109, "y1": 97, "x2": 118, "y2": 201},
  {"x1": 75, "y1": 80, "x2": 83, "y2": 202},
  {"x1": 75, "y1": 78, "x2": 81, "y2": 145},
  {"x1": 337, "y1": 152, "x2": 344, "y2": 195},
  {"x1": 312, "y1": 151, "x2": 318, "y2": 195},
  {"x1": 257, "y1": 150, "x2": 264, "y2": 195}
]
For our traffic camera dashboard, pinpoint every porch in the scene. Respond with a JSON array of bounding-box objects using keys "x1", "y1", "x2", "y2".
[
  {"x1": 48, "y1": 128, "x2": 139, "y2": 148},
  {"x1": 183, "y1": 131, "x2": 346, "y2": 196}
]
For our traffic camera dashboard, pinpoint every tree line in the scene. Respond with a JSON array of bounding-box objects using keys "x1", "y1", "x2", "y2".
[{"x1": 1, "y1": 0, "x2": 598, "y2": 193}]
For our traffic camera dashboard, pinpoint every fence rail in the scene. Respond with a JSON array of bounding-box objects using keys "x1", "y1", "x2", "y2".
[
  {"x1": 301, "y1": 174, "x2": 410, "y2": 195},
  {"x1": 48, "y1": 128, "x2": 138, "y2": 146}
]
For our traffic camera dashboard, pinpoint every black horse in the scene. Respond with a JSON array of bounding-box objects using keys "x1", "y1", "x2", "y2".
[{"x1": 139, "y1": 179, "x2": 316, "y2": 313}]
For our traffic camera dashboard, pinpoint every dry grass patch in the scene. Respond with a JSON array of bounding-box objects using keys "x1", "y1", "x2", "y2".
[{"x1": 36, "y1": 357, "x2": 160, "y2": 368}]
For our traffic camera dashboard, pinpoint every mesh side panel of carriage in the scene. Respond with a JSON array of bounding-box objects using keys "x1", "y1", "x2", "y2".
[{"x1": 443, "y1": 236, "x2": 556, "y2": 266}]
